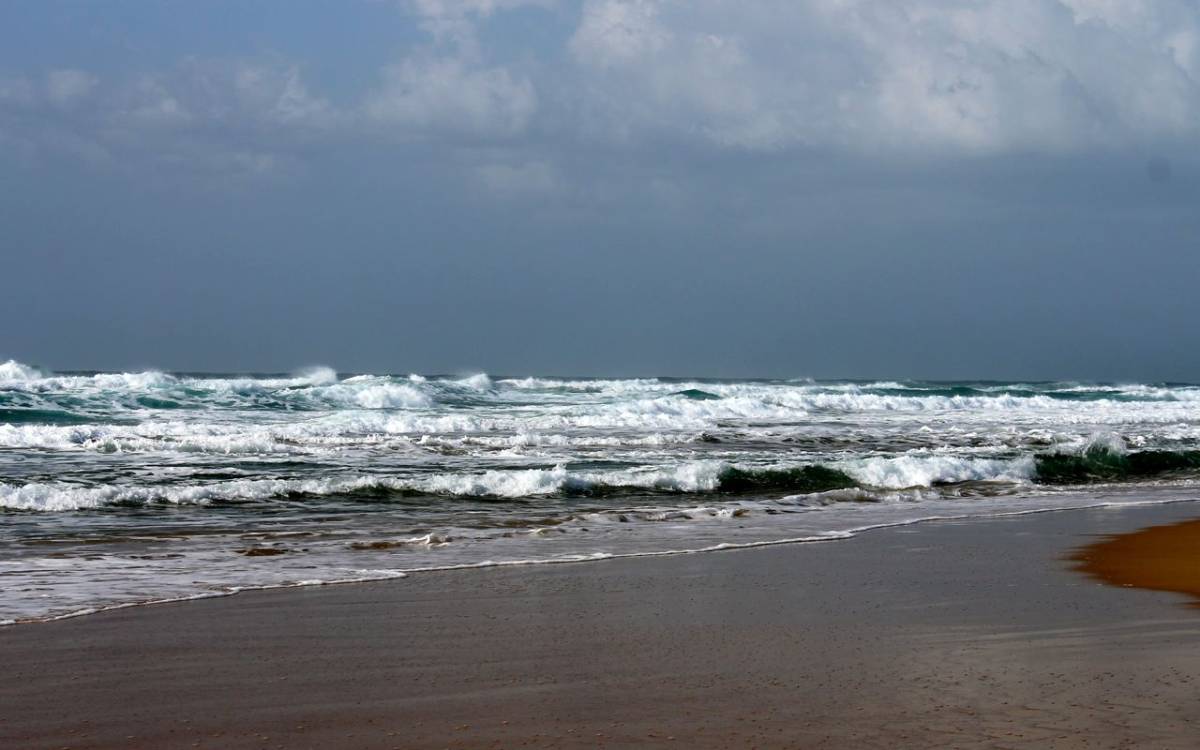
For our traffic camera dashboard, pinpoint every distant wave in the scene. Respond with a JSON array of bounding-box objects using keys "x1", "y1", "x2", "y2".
[{"x1": 4, "y1": 361, "x2": 1200, "y2": 453}]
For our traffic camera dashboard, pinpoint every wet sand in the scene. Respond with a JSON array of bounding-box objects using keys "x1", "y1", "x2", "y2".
[
  {"x1": 1073, "y1": 518, "x2": 1200, "y2": 606},
  {"x1": 3, "y1": 501, "x2": 1200, "y2": 749}
]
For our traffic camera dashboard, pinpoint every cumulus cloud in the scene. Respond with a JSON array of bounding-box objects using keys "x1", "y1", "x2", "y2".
[
  {"x1": 569, "y1": 1, "x2": 796, "y2": 147},
  {"x1": 4, "y1": 0, "x2": 1200, "y2": 179},
  {"x1": 570, "y1": 0, "x2": 669, "y2": 68},
  {"x1": 567, "y1": 0, "x2": 1200, "y2": 153},
  {"x1": 363, "y1": 1, "x2": 546, "y2": 139}
]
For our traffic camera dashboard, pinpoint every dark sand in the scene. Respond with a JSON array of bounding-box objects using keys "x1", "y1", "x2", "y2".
[
  {"x1": 1073, "y1": 518, "x2": 1200, "y2": 606},
  {"x1": 4, "y1": 502, "x2": 1200, "y2": 749}
]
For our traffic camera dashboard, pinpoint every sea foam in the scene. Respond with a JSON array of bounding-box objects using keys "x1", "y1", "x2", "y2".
[{"x1": 6, "y1": 360, "x2": 1200, "y2": 623}]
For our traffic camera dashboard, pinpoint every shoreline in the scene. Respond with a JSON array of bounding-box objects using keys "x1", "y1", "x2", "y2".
[
  {"x1": 4, "y1": 500, "x2": 1200, "y2": 748},
  {"x1": 7, "y1": 494, "x2": 1197, "y2": 628}
]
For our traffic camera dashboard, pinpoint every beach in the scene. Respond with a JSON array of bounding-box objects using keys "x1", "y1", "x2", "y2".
[
  {"x1": 3, "y1": 500, "x2": 1200, "y2": 749},
  {"x1": 1073, "y1": 516, "x2": 1200, "y2": 606},
  {"x1": 6, "y1": 1, "x2": 1200, "y2": 747}
]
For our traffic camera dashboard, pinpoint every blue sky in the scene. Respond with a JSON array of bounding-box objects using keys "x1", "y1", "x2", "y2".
[{"x1": 2, "y1": 1, "x2": 1199, "y2": 379}]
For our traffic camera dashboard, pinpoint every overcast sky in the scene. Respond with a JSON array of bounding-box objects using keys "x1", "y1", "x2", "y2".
[{"x1": 2, "y1": 0, "x2": 1199, "y2": 380}]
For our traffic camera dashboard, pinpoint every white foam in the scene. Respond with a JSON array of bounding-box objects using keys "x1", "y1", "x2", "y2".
[
  {"x1": 10, "y1": 492, "x2": 1197, "y2": 627},
  {"x1": 294, "y1": 366, "x2": 339, "y2": 386},
  {"x1": 843, "y1": 454, "x2": 1036, "y2": 489},
  {"x1": 0, "y1": 453, "x2": 1047, "y2": 512},
  {"x1": 318, "y1": 380, "x2": 433, "y2": 409},
  {"x1": 6, "y1": 362, "x2": 1200, "y2": 441},
  {"x1": 0, "y1": 479, "x2": 321, "y2": 511},
  {"x1": 0, "y1": 359, "x2": 44, "y2": 382},
  {"x1": 7, "y1": 362, "x2": 1200, "y2": 624},
  {"x1": 452, "y1": 373, "x2": 493, "y2": 390}
]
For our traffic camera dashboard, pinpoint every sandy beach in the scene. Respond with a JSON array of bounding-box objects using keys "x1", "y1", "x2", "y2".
[
  {"x1": 7, "y1": 1, "x2": 1200, "y2": 748},
  {"x1": 3, "y1": 501, "x2": 1200, "y2": 750}
]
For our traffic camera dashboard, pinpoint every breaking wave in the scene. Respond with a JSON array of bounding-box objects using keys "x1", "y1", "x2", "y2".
[
  {"x1": 6, "y1": 359, "x2": 1200, "y2": 623},
  {"x1": 1, "y1": 447, "x2": 1152, "y2": 513}
]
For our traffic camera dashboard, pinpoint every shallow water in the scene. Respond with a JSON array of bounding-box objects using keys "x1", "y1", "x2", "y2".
[{"x1": 3, "y1": 359, "x2": 1200, "y2": 622}]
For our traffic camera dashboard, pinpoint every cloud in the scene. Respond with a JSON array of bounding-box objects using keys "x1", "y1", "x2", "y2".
[
  {"x1": 365, "y1": 57, "x2": 537, "y2": 138},
  {"x1": 566, "y1": 0, "x2": 1200, "y2": 153},
  {"x1": 363, "y1": 1, "x2": 547, "y2": 140},
  {"x1": 569, "y1": 0, "x2": 669, "y2": 68},
  {"x1": 0, "y1": 58, "x2": 340, "y2": 179},
  {"x1": 116, "y1": 75, "x2": 192, "y2": 128},
  {"x1": 5, "y1": 0, "x2": 1200, "y2": 182},
  {"x1": 114, "y1": 59, "x2": 337, "y2": 133},
  {"x1": 409, "y1": 0, "x2": 556, "y2": 54}
]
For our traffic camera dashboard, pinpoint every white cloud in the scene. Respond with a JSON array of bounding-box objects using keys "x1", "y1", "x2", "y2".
[
  {"x1": 404, "y1": 0, "x2": 558, "y2": 87},
  {"x1": 570, "y1": 0, "x2": 669, "y2": 68},
  {"x1": 567, "y1": 0, "x2": 1200, "y2": 153},
  {"x1": 362, "y1": 1, "x2": 546, "y2": 140},
  {"x1": 5, "y1": 0, "x2": 1200, "y2": 180},
  {"x1": 117, "y1": 76, "x2": 192, "y2": 127},
  {"x1": 231, "y1": 63, "x2": 335, "y2": 128},
  {"x1": 365, "y1": 57, "x2": 537, "y2": 137}
]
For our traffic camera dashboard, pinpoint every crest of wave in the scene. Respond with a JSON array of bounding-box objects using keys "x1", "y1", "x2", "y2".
[
  {"x1": 321, "y1": 375, "x2": 433, "y2": 409},
  {"x1": 844, "y1": 454, "x2": 1036, "y2": 489},
  {"x1": 0, "y1": 361, "x2": 176, "y2": 391},
  {"x1": 0, "y1": 360, "x2": 45, "y2": 382}
]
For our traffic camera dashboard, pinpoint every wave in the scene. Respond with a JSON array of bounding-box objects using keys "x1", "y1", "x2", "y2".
[
  {"x1": 0, "y1": 362, "x2": 431, "y2": 413},
  {"x1": 0, "y1": 453, "x2": 1036, "y2": 511},
  {"x1": 4, "y1": 414, "x2": 1200, "y2": 461},
  {"x1": 10, "y1": 443, "x2": 1200, "y2": 512},
  {"x1": 7, "y1": 360, "x2": 1200, "y2": 417},
  {"x1": 0, "y1": 423, "x2": 299, "y2": 454},
  {"x1": 715, "y1": 465, "x2": 854, "y2": 493},
  {"x1": 0, "y1": 360, "x2": 45, "y2": 381},
  {"x1": 672, "y1": 388, "x2": 721, "y2": 400},
  {"x1": 846, "y1": 454, "x2": 1035, "y2": 488},
  {"x1": 0, "y1": 408, "x2": 95, "y2": 426},
  {"x1": 12, "y1": 358, "x2": 1200, "y2": 625},
  {"x1": 451, "y1": 373, "x2": 493, "y2": 390},
  {"x1": 1035, "y1": 446, "x2": 1200, "y2": 484},
  {"x1": 318, "y1": 379, "x2": 432, "y2": 409}
]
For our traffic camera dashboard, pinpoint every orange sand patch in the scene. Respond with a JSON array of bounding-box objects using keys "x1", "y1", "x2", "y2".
[{"x1": 1071, "y1": 518, "x2": 1200, "y2": 607}]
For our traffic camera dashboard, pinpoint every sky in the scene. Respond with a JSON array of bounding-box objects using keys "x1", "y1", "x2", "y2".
[{"x1": 2, "y1": 0, "x2": 1199, "y2": 380}]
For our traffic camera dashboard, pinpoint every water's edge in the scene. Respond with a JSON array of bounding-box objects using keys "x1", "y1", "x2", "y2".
[{"x1": 8, "y1": 494, "x2": 1194, "y2": 628}]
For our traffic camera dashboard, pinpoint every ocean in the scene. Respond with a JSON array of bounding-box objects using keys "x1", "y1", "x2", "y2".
[{"x1": 2, "y1": 358, "x2": 1198, "y2": 624}]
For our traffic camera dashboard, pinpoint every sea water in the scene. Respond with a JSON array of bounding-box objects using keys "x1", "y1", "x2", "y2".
[{"x1": 3, "y1": 359, "x2": 1198, "y2": 623}]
